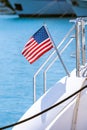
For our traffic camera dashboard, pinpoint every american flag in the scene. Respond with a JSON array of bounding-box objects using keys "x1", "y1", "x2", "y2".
[{"x1": 22, "y1": 26, "x2": 53, "y2": 64}]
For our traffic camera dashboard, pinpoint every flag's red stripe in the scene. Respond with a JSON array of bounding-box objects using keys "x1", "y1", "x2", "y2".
[
  {"x1": 22, "y1": 41, "x2": 37, "y2": 56},
  {"x1": 25, "y1": 41, "x2": 52, "y2": 60},
  {"x1": 28, "y1": 43, "x2": 52, "y2": 61},
  {"x1": 25, "y1": 38, "x2": 34, "y2": 47},
  {"x1": 22, "y1": 38, "x2": 35, "y2": 55},
  {"x1": 24, "y1": 39, "x2": 52, "y2": 59},
  {"x1": 29, "y1": 45, "x2": 53, "y2": 64},
  {"x1": 27, "y1": 43, "x2": 53, "y2": 62},
  {"x1": 29, "y1": 38, "x2": 51, "y2": 56},
  {"x1": 22, "y1": 26, "x2": 54, "y2": 64},
  {"x1": 23, "y1": 38, "x2": 50, "y2": 56}
]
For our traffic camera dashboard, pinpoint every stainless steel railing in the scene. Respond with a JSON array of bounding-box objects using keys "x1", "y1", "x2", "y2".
[{"x1": 33, "y1": 24, "x2": 75, "y2": 102}]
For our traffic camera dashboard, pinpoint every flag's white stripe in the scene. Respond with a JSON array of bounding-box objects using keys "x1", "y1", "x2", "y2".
[
  {"x1": 28, "y1": 38, "x2": 50, "y2": 55},
  {"x1": 25, "y1": 38, "x2": 34, "y2": 47},
  {"x1": 27, "y1": 41, "x2": 52, "y2": 60},
  {"x1": 22, "y1": 39, "x2": 35, "y2": 53},
  {"x1": 25, "y1": 39, "x2": 35, "y2": 49},
  {"x1": 23, "y1": 41, "x2": 37, "y2": 56},
  {"x1": 23, "y1": 38, "x2": 50, "y2": 56},
  {"x1": 28, "y1": 45, "x2": 53, "y2": 63},
  {"x1": 25, "y1": 41, "x2": 52, "y2": 60},
  {"x1": 22, "y1": 38, "x2": 34, "y2": 53},
  {"x1": 28, "y1": 44, "x2": 53, "y2": 63},
  {"x1": 28, "y1": 43, "x2": 53, "y2": 61},
  {"x1": 27, "y1": 41, "x2": 37, "y2": 50},
  {"x1": 24, "y1": 40, "x2": 51, "y2": 59}
]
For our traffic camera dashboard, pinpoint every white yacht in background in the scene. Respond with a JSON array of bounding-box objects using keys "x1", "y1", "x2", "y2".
[
  {"x1": 8, "y1": 0, "x2": 87, "y2": 17},
  {"x1": 11, "y1": 18, "x2": 87, "y2": 130},
  {"x1": 8, "y1": 0, "x2": 75, "y2": 17},
  {"x1": 0, "y1": 1, "x2": 14, "y2": 15},
  {"x1": 71, "y1": 0, "x2": 87, "y2": 17}
]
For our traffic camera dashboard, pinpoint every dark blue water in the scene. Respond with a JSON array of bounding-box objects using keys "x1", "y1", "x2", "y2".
[{"x1": 0, "y1": 15, "x2": 76, "y2": 129}]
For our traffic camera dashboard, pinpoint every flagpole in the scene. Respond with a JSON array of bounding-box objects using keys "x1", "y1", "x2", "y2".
[{"x1": 44, "y1": 25, "x2": 70, "y2": 77}]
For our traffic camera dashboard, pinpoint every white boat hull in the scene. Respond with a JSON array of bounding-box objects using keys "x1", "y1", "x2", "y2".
[{"x1": 12, "y1": 70, "x2": 87, "y2": 130}]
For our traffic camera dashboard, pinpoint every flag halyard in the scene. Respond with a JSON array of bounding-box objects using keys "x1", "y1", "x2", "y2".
[{"x1": 22, "y1": 26, "x2": 53, "y2": 64}]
